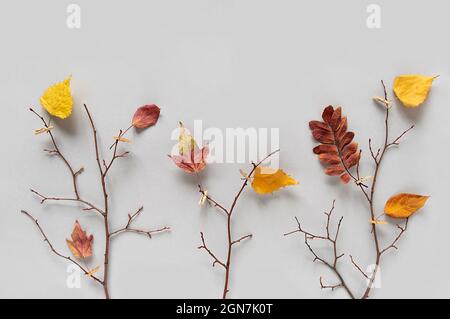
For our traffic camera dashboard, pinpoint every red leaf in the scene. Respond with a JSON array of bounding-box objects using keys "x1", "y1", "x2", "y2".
[
  {"x1": 309, "y1": 106, "x2": 360, "y2": 184},
  {"x1": 66, "y1": 221, "x2": 93, "y2": 259},
  {"x1": 340, "y1": 173, "x2": 351, "y2": 184},
  {"x1": 313, "y1": 145, "x2": 338, "y2": 155},
  {"x1": 132, "y1": 104, "x2": 160, "y2": 129},
  {"x1": 325, "y1": 164, "x2": 345, "y2": 176},
  {"x1": 169, "y1": 145, "x2": 209, "y2": 174}
]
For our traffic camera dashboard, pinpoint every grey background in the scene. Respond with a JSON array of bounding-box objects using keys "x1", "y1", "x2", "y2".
[{"x1": 0, "y1": 0, "x2": 449, "y2": 299}]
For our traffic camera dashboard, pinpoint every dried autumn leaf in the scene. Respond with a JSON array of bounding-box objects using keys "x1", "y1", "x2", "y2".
[
  {"x1": 66, "y1": 220, "x2": 94, "y2": 259},
  {"x1": 113, "y1": 136, "x2": 131, "y2": 143},
  {"x1": 169, "y1": 123, "x2": 209, "y2": 174},
  {"x1": 384, "y1": 193, "x2": 430, "y2": 218},
  {"x1": 86, "y1": 266, "x2": 100, "y2": 277},
  {"x1": 40, "y1": 76, "x2": 73, "y2": 119},
  {"x1": 251, "y1": 167, "x2": 298, "y2": 195},
  {"x1": 132, "y1": 104, "x2": 160, "y2": 128},
  {"x1": 393, "y1": 74, "x2": 437, "y2": 108},
  {"x1": 178, "y1": 122, "x2": 195, "y2": 156},
  {"x1": 309, "y1": 105, "x2": 360, "y2": 184}
]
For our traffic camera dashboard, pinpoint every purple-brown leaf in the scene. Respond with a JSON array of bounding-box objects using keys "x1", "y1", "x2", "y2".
[{"x1": 132, "y1": 104, "x2": 160, "y2": 129}]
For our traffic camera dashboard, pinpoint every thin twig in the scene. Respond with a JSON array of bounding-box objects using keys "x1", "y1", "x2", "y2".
[
  {"x1": 30, "y1": 108, "x2": 82, "y2": 199},
  {"x1": 284, "y1": 201, "x2": 355, "y2": 299},
  {"x1": 21, "y1": 210, "x2": 103, "y2": 285},
  {"x1": 198, "y1": 232, "x2": 226, "y2": 269},
  {"x1": 109, "y1": 206, "x2": 170, "y2": 238}
]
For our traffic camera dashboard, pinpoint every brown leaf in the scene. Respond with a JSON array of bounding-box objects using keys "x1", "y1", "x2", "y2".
[
  {"x1": 66, "y1": 221, "x2": 93, "y2": 259},
  {"x1": 325, "y1": 164, "x2": 345, "y2": 176},
  {"x1": 319, "y1": 153, "x2": 341, "y2": 165},
  {"x1": 340, "y1": 173, "x2": 351, "y2": 184},
  {"x1": 132, "y1": 104, "x2": 160, "y2": 129},
  {"x1": 309, "y1": 106, "x2": 360, "y2": 184},
  {"x1": 313, "y1": 144, "x2": 338, "y2": 155}
]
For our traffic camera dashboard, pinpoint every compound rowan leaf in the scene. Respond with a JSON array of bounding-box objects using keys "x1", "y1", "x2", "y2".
[
  {"x1": 40, "y1": 76, "x2": 73, "y2": 119},
  {"x1": 66, "y1": 220, "x2": 94, "y2": 259},
  {"x1": 393, "y1": 74, "x2": 437, "y2": 107},
  {"x1": 132, "y1": 104, "x2": 160, "y2": 128},
  {"x1": 251, "y1": 167, "x2": 298, "y2": 195},
  {"x1": 309, "y1": 106, "x2": 360, "y2": 184},
  {"x1": 384, "y1": 193, "x2": 430, "y2": 218}
]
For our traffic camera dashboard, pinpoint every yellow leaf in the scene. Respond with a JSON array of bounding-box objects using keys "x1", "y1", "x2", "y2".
[
  {"x1": 40, "y1": 76, "x2": 73, "y2": 119},
  {"x1": 393, "y1": 74, "x2": 436, "y2": 107},
  {"x1": 178, "y1": 122, "x2": 195, "y2": 155},
  {"x1": 251, "y1": 167, "x2": 298, "y2": 195},
  {"x1": 384, "y1": 193, "x2": 429, "y2": 218}
]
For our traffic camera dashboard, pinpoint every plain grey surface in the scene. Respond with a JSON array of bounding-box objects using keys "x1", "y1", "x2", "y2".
[{"x1": 1, "y1": 0, "x2": 449, "y2": 298}]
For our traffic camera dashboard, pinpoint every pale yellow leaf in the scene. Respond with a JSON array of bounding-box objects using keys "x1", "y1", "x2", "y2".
[{"x1": 178, "y1": 122, "x2": 195, "y2": 155}]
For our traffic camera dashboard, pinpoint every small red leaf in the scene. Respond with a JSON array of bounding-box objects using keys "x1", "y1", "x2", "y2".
[
  {"x1": 325, "y1": 165, "x2": 345, "y2": 176},
  {"x1": 309, "y1": 121, "x2": 331, "y2": 132},
  {"x1": 313, "y1": 145, "x2": 338, "y2": 155},
  {"x1": 340, "y1": 173, "x2": 351, "y2": 184},
  {"x1": 322, "y1": 105, "x2": 334, "y2": 122},
  {"x1": 319, "y1": 153, "x2": 341, "y2": 165},
  {"x1": 312, "y1": 129, "x2": 334, "y2": 144},
  {"x1": 66, "y1": 221, "x2": 93, "y2": 259},
  {"x1": 132, "y1": 104, "x2": 160, "y2": 129}
]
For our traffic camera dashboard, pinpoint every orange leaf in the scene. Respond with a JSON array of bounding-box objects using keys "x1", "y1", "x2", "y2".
[
  {"x1": 132, "y1": 104, "x2": 160, "y2": 129},
  {"x1": 66, "y1": 221, "x2": 94, "y2": 259},
  {"x1": 384, "y1": 193, "x2": 430, "y2": 218},
  {"x1": 251, "y1": 167, "x2": 298, "y2": 195}
]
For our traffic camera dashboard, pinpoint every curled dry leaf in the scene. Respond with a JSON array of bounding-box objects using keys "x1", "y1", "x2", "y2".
[
  {"x1": 370, "y1": 219, "x2": 387, "y2": 225},
  {"x1": 66, "y1": 220, "x2": 94, "y2": 259},
  {"x1": 40, "y1": 76, "x2": 73, "y2": 119},
  {"x1": 169, "y1": 122, "x2": 209, "y2": 174},
  {"x1": 384, "y1": 193, "x2": 430, "y2": 218},
  {"x1": 309, "y1": 105, "x2": 360, "y2": 184},
  {"x1": 251, "y1": 167, "x2": 298, "y2": 195},
  {"x1": 132, "y1": 104, "x2": 161, "y2": 128},
  {"x1": 113, "y1": 136, "x2": 131, "y2": 143},
  {"x1": 86, "y1": 266, "x2": 100, "y2": 277},
  {"x1": 393, "y1": 74, "x2": 437, "y2": 108},
  {"x1": 34, "y1": 126, "x2": 54, "y2": 135}
]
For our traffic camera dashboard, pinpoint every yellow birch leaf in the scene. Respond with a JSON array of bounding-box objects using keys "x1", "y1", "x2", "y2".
[
  {"x1": 393, "y1": 74, "x2": 436, "y2": 107},
  {"x1": 384, "y1": 193, "x2": 430, "y2": 218},
  {"x1": 251, "y1": 167, "x2": 298, "y2": 195},
  {"x1": 40, "y1": 76, "x2": 73, "y2": 119}
]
